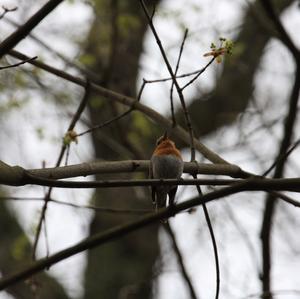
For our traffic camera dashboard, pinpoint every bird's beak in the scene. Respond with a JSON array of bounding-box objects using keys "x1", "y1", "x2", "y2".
[{"x1": 162, "y1": 131, "x2": 168, "y2": 140}]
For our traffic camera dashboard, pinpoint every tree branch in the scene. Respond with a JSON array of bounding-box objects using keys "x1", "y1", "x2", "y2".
[
  {"x1": 1, "y1": 178, "x2": 299, "y2": 291},
  {"x1": 260, "y1": 0, "x2": 300, "y2": 61},
  {"x1": 259, "y1": 1, "x2": 300, "y2": 296},
  {"x1": 0, "y1": 160, "x2": 246, "y2": 186},
  {"x1": 27, "y1": 160, "x2": 244, "y2": 180},
  {"x1": 0, "y1": 55, "x2": 37, "y2": 70},
  {"x1": 0, "y1": 180, "x2": 273, "y2": 291},
  {"x1": 164, "y1": 222, "x2": 198, "y2": 299},
  {"x1": 0, "y1": 0, "x2": 64, "y2": 58},
  {"x1": 32, "y1": 80, "x2": 90, "y2": 259},
  {"x1": 7, "y1": 50, "x2": 231, "y2": 166}
]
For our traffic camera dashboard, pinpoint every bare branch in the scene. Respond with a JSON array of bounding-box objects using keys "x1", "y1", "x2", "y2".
[
  {"x1": 8, "y1": 49, "x2": 232, "y2": 165},
  {"x1": 140, "y1": 0, "x2": 196, "y2": 161},
  {"x1": 181, "y1": 57, "x2": 215, "y2": 91},
  {"x1": 0, "y1": 178, "x2": 298, "y2": 291},
  {"x1": 27, "y1": 160, "x2": 245, "y2": 180},
  {"x1": 0, "y1": 180, "x2": 269, "y2": 291},
  {"x1": 32, "y1": 80, "x2": 90, "y2": 259},
  {"x1": 0, "y1": 196, "x2": 152, "y2": 214},
  {"x1": 0, "y1": 55, "x2": 37, "y2": 70},
  {"x1": 260, "y1": 0, "x2": 300, "y2": 61},
  {"x1": 170, "y1": 29, "x2": 189, "y2": 127},
  {"x1": 164, "y1": 222, "x2": 198, "y2": 299},
  {"x1": 262, "y1": 137, "x2": 300, "y2": 176},
  {"x1": 17, "y1": 172, "x2": 300, "y2": 195},
  {"x1": 0, "y1": 0, "x2": 64, "y2": 58},
  {"x1": 259, "y1": 0, "x2": 300, "y2": 295},
  {"x1": 193, "y1": 165, "x2": 220, "y2": 299},
  {"x1": 0, "y1": 6, "x2": 17, "y2": 20}
]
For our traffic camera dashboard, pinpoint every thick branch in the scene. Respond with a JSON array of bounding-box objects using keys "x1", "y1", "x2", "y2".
[
  {"x1": 0, "y1": 0, "x2": 64, "y2": 58},
  {"x1": 28, "y1": 160, "x2": 245, "y2": 179},
  {"x1": 0, "y1": 160, "x2": 246, "y2": 186},
  {"x1": 0, "y1": 161, "x2": 24, "y2": 186},
  {"x1": 3, "y1": 160, "x2": 300, "y2": 194},
  {"x1": 260, "y1": 0, "x2": 300, "y2": 61}
]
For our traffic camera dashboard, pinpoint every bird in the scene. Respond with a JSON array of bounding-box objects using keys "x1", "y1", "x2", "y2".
[{"x1": 149, "y1": 132, "x2": 183, "y2": 210}]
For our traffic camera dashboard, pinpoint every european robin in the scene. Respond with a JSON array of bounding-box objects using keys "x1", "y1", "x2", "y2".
[{"x1": 149, "y1": 132, "x2": 184, "y2": 209}]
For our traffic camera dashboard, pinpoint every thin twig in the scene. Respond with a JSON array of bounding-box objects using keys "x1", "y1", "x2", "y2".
[
  {"x1": 139, "y1": 0, "x2": 196, "y2": 161},
  {"x1": 181, "y1": 57, "x2": 215, "y2": 91},
  {"x1": 0, "y1": 6, "x2": 17, "y2": 20},
  {"x1": 77, "y1": 80, "x2": 143, "y2": 137},
  {"x1": 43, "y1": 217, "x2": 50, "y2": 260},
  {"x1": 137, "y1": 79, "x2": 147, "y2": 102},
  {"x1": 271, "y1": 191, "x2": 300, "y2": 208},
  {"x1": 32, "y1": 81, "x2": 91, "y2": 260},
  {"x1": 170, "y1": 29, "x2": 188, "y2": 127},
  {"x1": 193, "y1": 167, "x2": 220, "y2": 299},
  {"x1": 49, "y1": 198, "x2": 152, "y2": 214},
  {"x1": 243, "y1": 289, "x2": 300, "y2": 299},
  {"x1": 262, "y1": 137, "x2": 300, "y2": 177},
  {"x1": 144, "y1": 65, "x2": 219, "y2": 84},
  {"x1": 0, "y1": 196, "x2": 152, "y2": 214},
  {"x1": 77, "y1": 104, "x2": 135, "y2": 137},
  {"x1": 4, "y1": 16, "x2": 100, "y2": 81},
  {"x1": 164, "y1": 222, "x2": 198, "y2": 299},
  {"x1": 0, "y1": 56, "x2": 37, "y2": 70}
]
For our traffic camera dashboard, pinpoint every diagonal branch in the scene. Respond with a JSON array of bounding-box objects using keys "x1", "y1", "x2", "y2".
[
  {"x1": 0, "y1": 179, "x2": 263, "y2": 291},
  {"x1": 32, "y1": 81, "x2": 90, "y2": 259},
  {"x1": 260, "y1": 0, "x2": 300, "y2": 61},
  {"x1": 1, "y1": 176, "x2": 300, "y2": 290},
  {"x1": 8, "y1": 49, "x2": 232, "y2": 166},
  {"x1": 0, "y1": 0, "x2": 64, "y2": 58},
  {"x1": 0, "y1": 55, "x2": 37, "y2": 70}
]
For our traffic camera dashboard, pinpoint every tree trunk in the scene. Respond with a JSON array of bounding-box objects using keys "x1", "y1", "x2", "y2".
[
  {"x1": 83, "y1": 1, "x2": 160, "y2": 298},
  {"x1": 0, "y1": 197, "x2": 69, "y2": 299}
]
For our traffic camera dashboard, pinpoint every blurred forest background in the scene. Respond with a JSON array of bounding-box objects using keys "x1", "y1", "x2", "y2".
[{"x1": 0, "y1": 0, "x2": 300, "y2": 299}]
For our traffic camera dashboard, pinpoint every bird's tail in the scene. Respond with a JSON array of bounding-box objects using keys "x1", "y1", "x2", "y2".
[{"x1": 155, "y1": 188, "x2": 168, "y2": 210}]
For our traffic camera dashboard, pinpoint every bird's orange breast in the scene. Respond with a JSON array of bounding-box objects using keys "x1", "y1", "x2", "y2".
[{"x1": 153, "y1": 141, "x2": 182, "y2": 160}]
